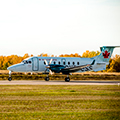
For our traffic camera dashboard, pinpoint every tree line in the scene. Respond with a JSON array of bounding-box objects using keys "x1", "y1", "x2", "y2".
[{"x1": 0, "y1": 51, "x2": 120, "y2": 72}]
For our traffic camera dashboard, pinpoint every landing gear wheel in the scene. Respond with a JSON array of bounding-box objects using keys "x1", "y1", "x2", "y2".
[
  {"x1": 8, "y1": 77, "x2": 12, "y2": 81},
  {"x1": 45, "y1": 77, "x2": 49, "y2": 81},
  {"x1": 65, "y1": 77, "x2": 70, "y2": 82}
]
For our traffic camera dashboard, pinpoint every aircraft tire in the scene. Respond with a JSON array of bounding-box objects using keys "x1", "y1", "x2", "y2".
[
  {"x1": 45, "y1": 77, "x2": 49, "y2": 81},
  {"x1": 8, "y1": 77, "x2": 12, "y2": 81},
  {"x1": 65, "y1": 77, "x2": 70, "y2": 82}
]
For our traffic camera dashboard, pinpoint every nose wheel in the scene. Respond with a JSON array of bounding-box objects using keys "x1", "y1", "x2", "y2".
[
  {"x1": 8, "y1": 77, "x2": 12, "y2": 81},
  {"x1": 8, "y1": 71, "x2": 12, "y2": 81}
]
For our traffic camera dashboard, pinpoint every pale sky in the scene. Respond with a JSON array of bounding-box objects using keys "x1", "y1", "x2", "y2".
[{"x1": 0, "y1": 0, "x2": 120, "y2": 56}]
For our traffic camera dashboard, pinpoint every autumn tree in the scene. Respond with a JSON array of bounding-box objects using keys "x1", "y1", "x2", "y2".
[
  {"x1": 23, "y1": 53, "x2": 29, "y2": 59},
  {"x1": 31, "y1": 54, "x2": 33, "y2": 57},
  {"x1": 0, "y1": 55, "x2": 24, "y2": 70},
  {"x1": 59, "y1": 54, "x2": 64, "y2": 57},
  {"x1": 106, "y1": 55, "x2": 120, "y2": 72},
  {"x1": 51, "y1": 55, "x2": 54, "y2": 57},
  {"x1": 0, "y1": 56, "x2": 4, "y2": 69},
  {"x1": 59, "y1": 53, "x2": 81, "y2": 57},
  {"x1": 82, "y1": 50, "x2": 100, "y2": 58},
  {"x1": 42, "y1": 54, "x2": 48, "y2": 57}
]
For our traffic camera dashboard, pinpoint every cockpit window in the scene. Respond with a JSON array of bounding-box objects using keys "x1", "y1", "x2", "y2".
[
  {"x1": 22, "y1": 60, "x2": 28, "y2": 64},
  {"x1": 22, "y1": 60, "x2": 32, "y2": 64}
]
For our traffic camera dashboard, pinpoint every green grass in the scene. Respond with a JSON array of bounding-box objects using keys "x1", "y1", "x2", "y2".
[{"x1": 0, "y1": 85, "x2": 120, "y2": 120}]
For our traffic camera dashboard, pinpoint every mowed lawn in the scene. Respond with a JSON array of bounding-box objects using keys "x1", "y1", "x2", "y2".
[{"x1": 0, "y1": 85, "x2": 120, "y2": 120}]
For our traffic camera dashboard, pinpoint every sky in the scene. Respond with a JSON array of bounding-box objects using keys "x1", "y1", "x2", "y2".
[{"x1": 0, "y1": 0, "x2": 120, "y2": 57}]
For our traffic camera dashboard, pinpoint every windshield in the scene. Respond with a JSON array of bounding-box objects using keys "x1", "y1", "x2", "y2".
[{"x1": 22, "y1": 60, "x2": 28, "y2": 64}]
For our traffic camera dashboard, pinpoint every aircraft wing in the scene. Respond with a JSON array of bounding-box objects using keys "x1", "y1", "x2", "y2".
[
  {"x1": 49, "y1": 60, "x2": 95, "y2": 74},
  {"x1": 61, "y1": 64, "x2": 92, "y2": 74}
]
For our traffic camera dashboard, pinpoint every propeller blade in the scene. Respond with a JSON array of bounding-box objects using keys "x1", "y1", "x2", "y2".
[
  {"x1": 49, "y1": 59, "x2": 53, "y2": 65},
  {"x1": 44, "y1": 59, "x2": 48, "y2": 65}
]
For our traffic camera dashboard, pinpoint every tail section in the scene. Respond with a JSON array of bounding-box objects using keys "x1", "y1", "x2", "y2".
[
  {"x1": 96, "y1": 46, "x2": 119, "y2": 62},
  {"x1": 92, "y1": 46, "x2": 120, "y2": 71}
]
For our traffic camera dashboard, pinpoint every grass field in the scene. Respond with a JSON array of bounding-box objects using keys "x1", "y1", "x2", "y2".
[{"x1": 0, "y1": 85, "x2": 120, "y2": 120}]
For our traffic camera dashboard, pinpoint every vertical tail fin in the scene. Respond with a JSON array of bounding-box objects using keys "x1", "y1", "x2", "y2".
[
  {"x1": 92, "y1": 46, "x2": 120, "y2": 71},
  {"x1": 96, "y1": 46, "x2": 119, "y2": 63}
]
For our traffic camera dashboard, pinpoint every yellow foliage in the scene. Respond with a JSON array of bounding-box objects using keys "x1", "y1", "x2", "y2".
[
  {"x1": 106, "y1": 55, "x2": 120, "y2": 72},
  {"x1": 42, "y1": 54, "x2": 48, "y2": 57},
  {"x1": 59, "y1": 53, "x2": 81, "y2": 57},
  {"x1": 23, "y1": 53, "x2": 29, "y2": 59},
  {"x1": 82, "y1": 50, "x2": 100, "y2": 58},
  {"x1": 0, "y1": 55, "x2": 24, "y2": 70}
]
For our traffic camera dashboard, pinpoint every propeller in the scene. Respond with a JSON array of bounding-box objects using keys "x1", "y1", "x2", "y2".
[{"x1": 44, "y1": 59, "x2": 53, "y2": 75}]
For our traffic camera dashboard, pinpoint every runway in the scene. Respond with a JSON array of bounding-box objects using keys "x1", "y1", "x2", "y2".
[{"x1": 0, "y1": 80, "x2": 120, "y2": 85}]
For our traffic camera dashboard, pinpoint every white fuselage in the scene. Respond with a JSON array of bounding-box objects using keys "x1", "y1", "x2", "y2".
[{"x1": 8, "y1": 56, "x2": 94, "y2": 73}]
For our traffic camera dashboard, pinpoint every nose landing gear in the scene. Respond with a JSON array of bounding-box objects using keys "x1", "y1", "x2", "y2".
[{"x1": 8, "y1": 71, "x2": 12, "y2": 81}]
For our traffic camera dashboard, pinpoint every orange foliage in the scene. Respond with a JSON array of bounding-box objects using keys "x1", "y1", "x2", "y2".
[
  {"x1": 82, "y1": 50, "x2": 100, "y2": 58},
  {"x1": 0, "y1": 55, "x2": 24, "y2": 70},
  {"x1": 59, "y1": 53, "x2": 81, "y2": 57}
]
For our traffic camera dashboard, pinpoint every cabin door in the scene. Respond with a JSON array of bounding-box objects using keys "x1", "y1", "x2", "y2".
[{"x1": 32, "y1": 57, "x2": 39, "y2": 71}]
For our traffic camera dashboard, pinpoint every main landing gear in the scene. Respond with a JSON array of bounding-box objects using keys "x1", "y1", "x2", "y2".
[
  {"x1": 45, "y1": 75, "x2": 49, "y2": 81},
  {"x1": 8, "y1": 71, "x2": 12, "y2": 81},
  {"x1": 44, "y1": 75, "x2": 70, "y2": 82},
  {"x1": 65, "y1": 75, "x2": 70, "y2": 82}
]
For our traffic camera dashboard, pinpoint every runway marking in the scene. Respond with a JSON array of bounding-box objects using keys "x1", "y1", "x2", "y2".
[{"x1": 0, "y1": 80, "x2": 119, "y2": 85}]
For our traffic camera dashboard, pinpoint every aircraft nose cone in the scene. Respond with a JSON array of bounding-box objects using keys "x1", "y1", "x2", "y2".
[
  {"x1": 7, "y1": 63, "x2": 24, "y2": 72},
  {"x1": 7, "y1": 66, "x2": 13, "y2": 71},
  {"x1": 7, "y1": 65, "x2": 16, "y2": 71},
  {"x1": 7, "y1": 67, "x2": 10, "y2": 70}
]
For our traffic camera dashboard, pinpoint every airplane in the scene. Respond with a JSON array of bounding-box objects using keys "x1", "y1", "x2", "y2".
[{"x1": 7, "y1": 46, "x2": 120, "y2": 82}]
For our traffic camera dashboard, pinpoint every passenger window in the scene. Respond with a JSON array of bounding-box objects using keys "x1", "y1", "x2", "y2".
[
  {"x1": 77, "y1": 62, "x2": 79, "y2": 65},
  {"x1": 54, "y1": 62, "x2": 56, "y2": 64},
  {"x1": 29, "y1": 61, "x2": 31, "y2": 64},
  {"x1": 73, "y1": 62, "x2": 75, "y2": 65},
  {"x1": 63, "y1": 62, "x2": 65, "y2": 65},
  {"x1": 58, "y1": 61, "x2": 60, "y2": 65},
  {"x1": 68, "y1": 62, "x2": 70, "y2": 65},
  {"x1": 44, "y1": 61, "x2": 46, "y2": 65}
]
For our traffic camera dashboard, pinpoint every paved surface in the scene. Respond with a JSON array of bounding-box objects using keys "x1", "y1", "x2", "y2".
[{"x1": 0, "y1": 80, "x2": 120, "y2": 85}]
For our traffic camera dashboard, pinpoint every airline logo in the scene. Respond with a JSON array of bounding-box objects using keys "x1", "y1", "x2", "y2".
[{"x1": 102, "y1": 50, "x2": 110, "y2": 58}]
